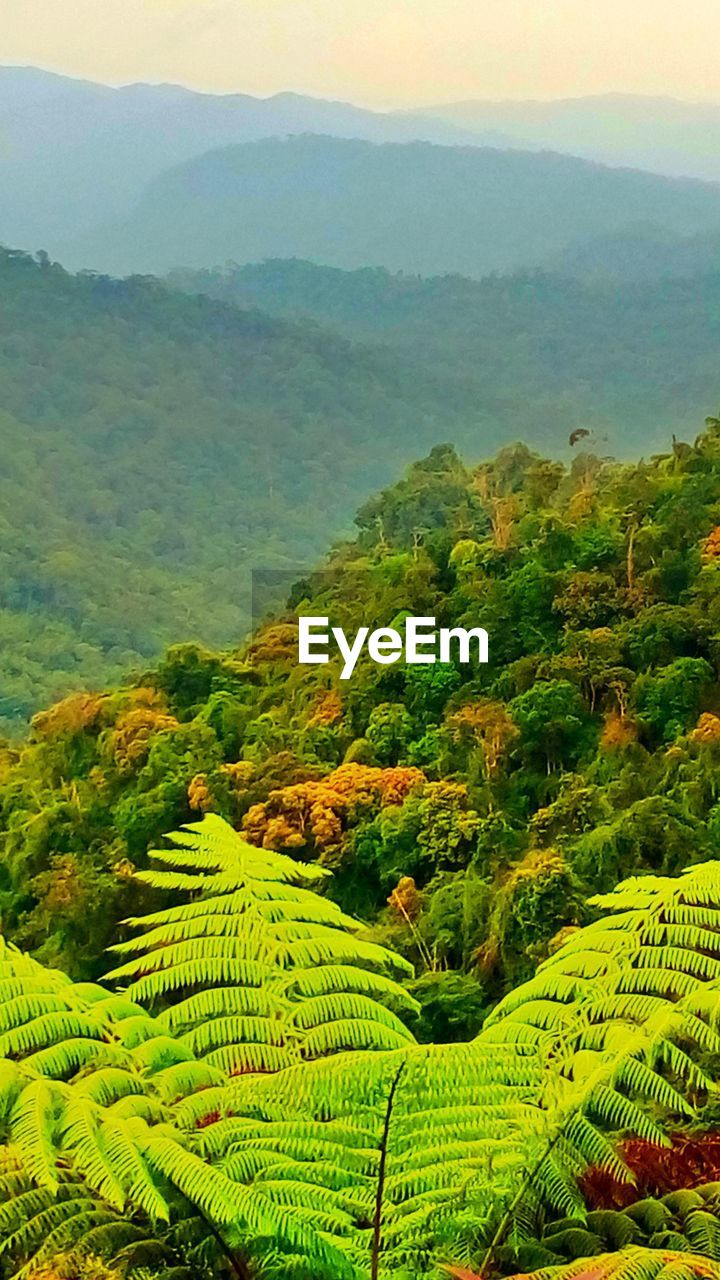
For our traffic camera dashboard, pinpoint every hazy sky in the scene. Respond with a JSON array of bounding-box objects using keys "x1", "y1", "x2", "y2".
[{"x1": 3, "y1": 0, "x2": 720, "y2": 107}]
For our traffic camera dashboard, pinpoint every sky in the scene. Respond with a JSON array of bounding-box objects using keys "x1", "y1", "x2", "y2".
[{"x1": 3, "y1": 0, "x2": 720, "y2": 108}]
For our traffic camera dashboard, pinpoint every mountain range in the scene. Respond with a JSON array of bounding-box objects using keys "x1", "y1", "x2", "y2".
[
  {"x1": 5, "y1": 67, "x2": 720, "y2": 279},
  {"x1": 0, "y1": 246, "x2": 493, "y2": 729},
  {"x1": 0, "y1": 64, "x2": 495, "y2": 249},
  {"x1": 3, "y1": 69, "x2": 720, "y2": 727},
  {"x1": 2, "y1": 240, "x2": 720, "y2": 728},
  {"x1": 61, "y1": 134, "x2": 720, "y2": 278},
  {"x1": 169, "y1": 254, "x2": 720, "y2": 452}
]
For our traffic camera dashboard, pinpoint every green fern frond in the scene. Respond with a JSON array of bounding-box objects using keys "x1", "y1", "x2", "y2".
[
  {"x1": 10, "y1": 1078, "x2": 62, "y2": 1190},
  {"x1": 105, "y1": 815, "x2": 416, "y2": 1073}
]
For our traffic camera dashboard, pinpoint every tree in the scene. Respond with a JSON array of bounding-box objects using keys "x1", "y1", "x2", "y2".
[
  {"x1": 635, "y1": 657, "x2": 713, "y2": 744},
  {"x1": 510, "y1": 681, "x2": 591, "y2": 774}
]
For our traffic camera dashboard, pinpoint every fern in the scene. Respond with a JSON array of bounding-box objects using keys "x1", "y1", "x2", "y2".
[
  {"x1": 105, "y1": 816, "x2": 419, "y2": 1071},
  {"x1": 179, "y1": 1039, "x2": 561, "y2": 1278},
  {"x1": 481, "y1": 862, "x2": 720, "y2": 1145},
  {"x1": 10, "y1": 850, "x2": 720, "y2": 1279}
]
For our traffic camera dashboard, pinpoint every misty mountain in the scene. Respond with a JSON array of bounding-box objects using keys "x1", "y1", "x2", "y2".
[
  {"x1": 0, "y1": 64, "x2": 495, "y2": 250},
  {"x1": 170, "y1": 254, "x2": 720, "y2": 450},
  {"x1": 62, "y1": 133, "x2": 720, "y2": 278},
  {"x1": 411, "y1": 94, "x2": 720, "y2": 183}
]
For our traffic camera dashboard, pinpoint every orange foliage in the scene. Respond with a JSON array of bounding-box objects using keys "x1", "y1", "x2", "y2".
[
  {"x1": 188, "y1": 772, "x2": 215, "y2": 813},
  {"x1": 247, "y1": 623, "x2": 298, "y2": 664},
  {"x1": 600, "y1": 709, "x2": 638, "y2": 751},
  {"x1": 690, "y1": 712, "x2": 720, "y2": 744},
  {"x1": 703, "y1": 525, "x2": 720, "y2": 558},
  {"x1": 109, "y1": 700, "x2": 179, "y2": 772},
  {"x1": 243, "y1": 762, "x2": 424, "y2": 862},
  {"x1": 307, "y1": 690, "x2": 343, "y2": 727},
  {"x1": 221, "y1": 760, "x2": 256, "y2": 790},
  {"x1": 31, "y1": 691, "x2": 107, "y2": 739},
  {"x1": 447, "y1": 700, "x2": 518, "y2": 775},
  {"x1": 388, "y1": 876, "x2": 422, "y2": 922}
]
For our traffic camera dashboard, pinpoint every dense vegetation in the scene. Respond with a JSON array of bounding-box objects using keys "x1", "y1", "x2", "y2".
[
  {"x1": 7, "y1": 60, "x2": 720, "y2": 1280},
  {"x1": 7, "y1": 246, "x2": 720, "y2": 732},
  {"x1": 3, "y1": 418, "x2": 720, "y2": 1277},
  {"x1": 173, "y1": 257, "x2": 720, "y2": 442},
  {"x1": 1, "y1": 417, "x2": 719, "y2": 986},
  {"x1": 0, "y1": 247, "x2": 490, "y2": 732},
  {"x1": 75, "y1": 134, "x2": 720, "y2": 278}
]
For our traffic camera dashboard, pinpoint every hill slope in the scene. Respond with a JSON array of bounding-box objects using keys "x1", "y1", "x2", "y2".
[
  {"x1": 65, "y1": 134, "x2": 720, "y2": 277},
  {"x1": 3, "y1": 422, "x2": 720, "y2": 997},
  {"x1": 171, "y1": 256, "x2": 720, "y2": 445},
  {"x1": 0, "y1": 248, "x2": 489, "y2": 731},
  {"x1": 3, "y1": 247, "x2": 720, "y2": 732},
  {"x1": 556, "y1": 223, "x2": 720, "y2": 281}
]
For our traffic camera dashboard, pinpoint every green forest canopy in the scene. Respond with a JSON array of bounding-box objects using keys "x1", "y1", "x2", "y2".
[
  {"x1": 0, "y1": 247, "x2": 485, "y2": 731},
  {"x1": 3, "y1": 246, "x2": 720, "y2": 731},
  {"x1": 70, "y1": 134, "x2": 720, "y2": 278}
]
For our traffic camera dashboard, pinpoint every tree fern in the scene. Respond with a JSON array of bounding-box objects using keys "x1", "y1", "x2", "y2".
[
  {"x1": 10, "y1": 856, "x2": 720, "y2": 1279},
  {"x1": 105, "y1": 816, "x2": 419, "y2": 1071},
  {"x1": 0, "y1": 1156, "x2": 199, "y2": 1280},
  {"x1": 481, "y1": 862, "x2": 720, "y2": 1139},
  {"x1": 0, "y1": 937, "x2": 215, "y2": 1275},
  {"x1": 177, "y1": 1039, "x2": 561, "y2": 1279}
]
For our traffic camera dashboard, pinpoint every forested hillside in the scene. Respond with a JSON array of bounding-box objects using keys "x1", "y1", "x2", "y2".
[
  {"x1": 0, "y1": 248, "x2": 497, "y2": 731},
  {"x1": 3, "y1": 420, "x2": 720, "y2": 1279},
  {"x1": 70, "y1": 134, "x2": 720, "y2": 277},
  {"x1": 557, "y1": 224, "x2": 720, "y2": 281},
  {"x1": 5, "y1": 247, "x2": 720, "y2": 733},
  {"x1": 174, "y1": 256, "x2": 720, "y2": 436},
  {"x1": 3, "y1": 421, "x2": 720, "y2": 992}
]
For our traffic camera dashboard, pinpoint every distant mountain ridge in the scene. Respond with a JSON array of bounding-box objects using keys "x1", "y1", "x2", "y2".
[
  {"x1": 0, "y1": 64, "x2": 499, "y2": 251},
  {"x1": 60, "y1": 133, "x2": 720, "y2": 278},
  {"x1": 0, "y1": 244, "x2": 492, "y2": 729},
  {"x1": 411, "y1": 94, "x2": 720, "y2": 182},
  {"x1": 6, "y1": 68, "x2": 720, "y2": 279}
]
